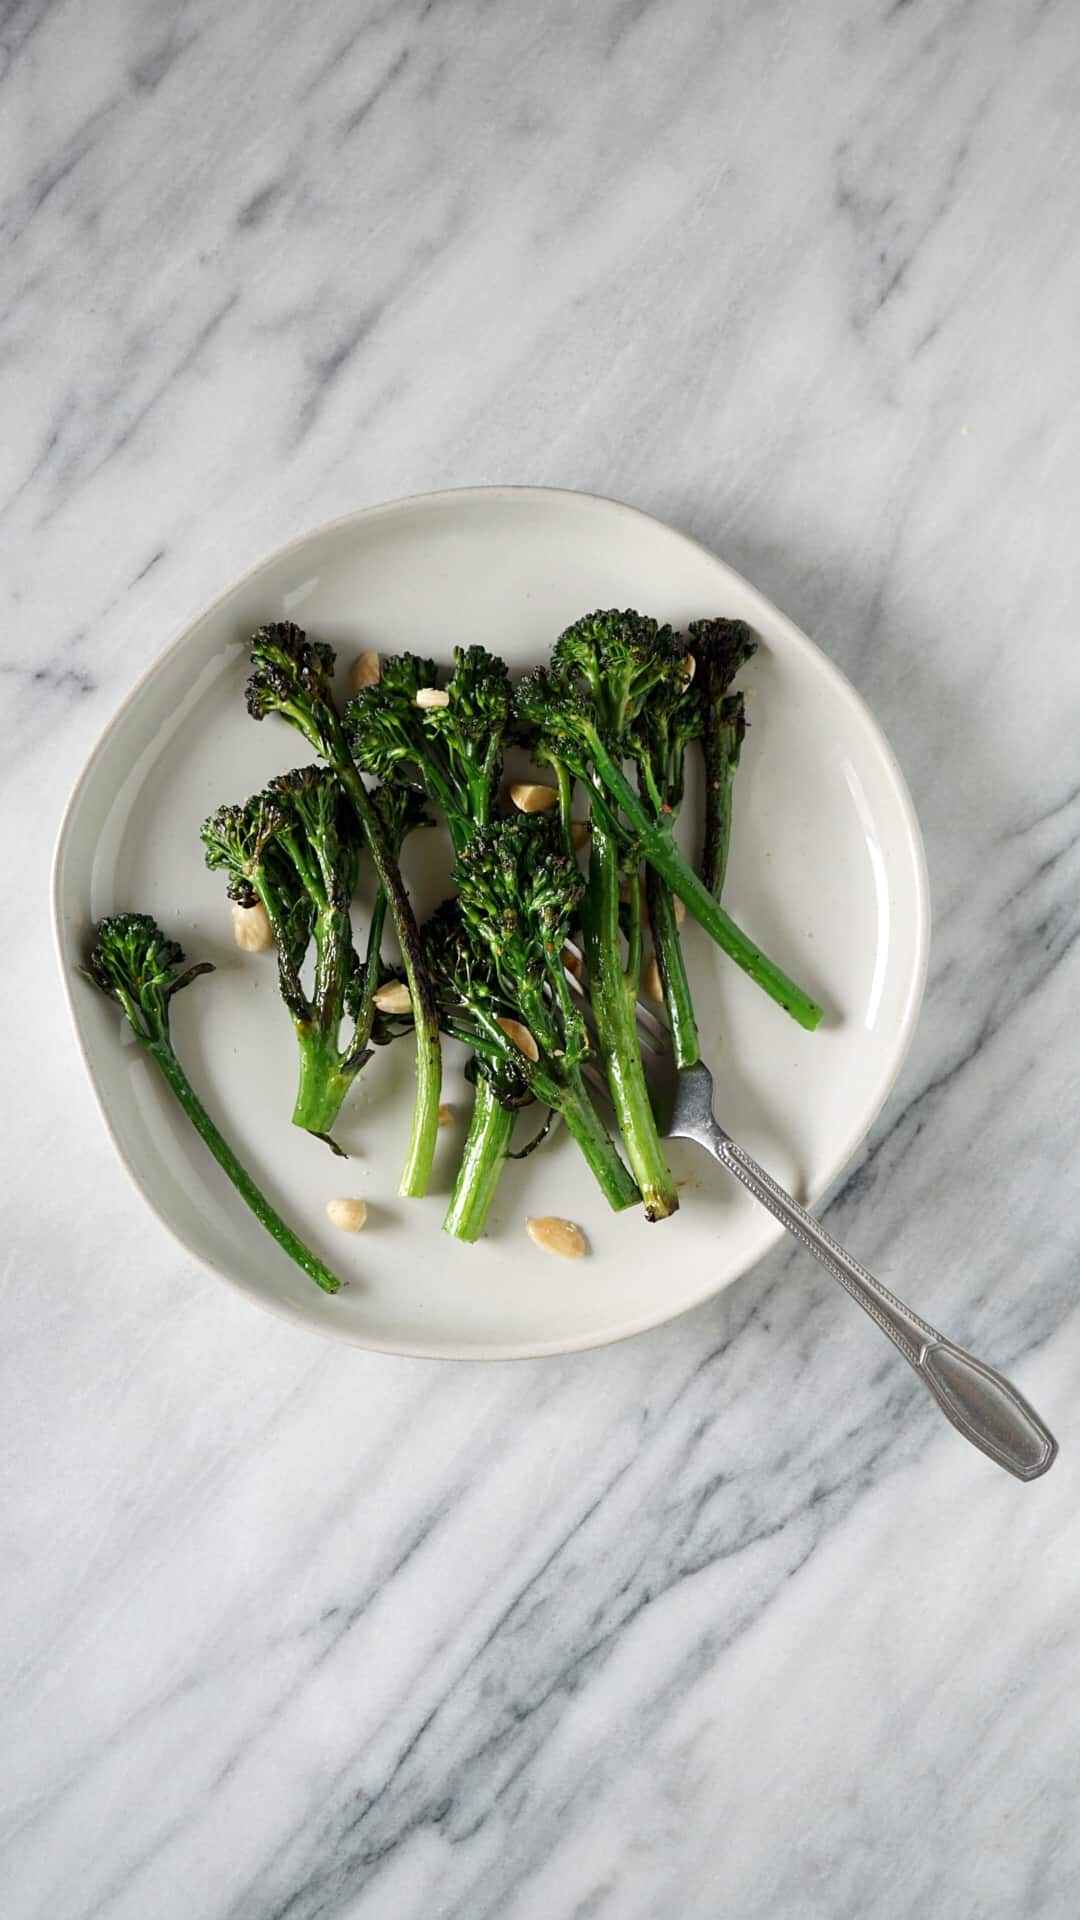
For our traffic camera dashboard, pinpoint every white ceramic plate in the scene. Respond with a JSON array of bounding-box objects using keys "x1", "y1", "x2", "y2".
[{"x1": 53, "y1": 488, "x2": 928, "y2": 1358}]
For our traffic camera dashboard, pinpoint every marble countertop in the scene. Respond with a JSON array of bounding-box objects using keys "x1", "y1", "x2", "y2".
[{"x1": 5, "y1": 2, "x2": 1080, "y2": 1914}]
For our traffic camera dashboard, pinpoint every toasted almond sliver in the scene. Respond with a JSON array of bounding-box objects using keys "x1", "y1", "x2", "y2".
[
  {"x1": 497, "y1": 1015, "x2": 539, "y2": 1062},
  {"x1": 349, "y1": 649, "x2": 381, "y2": 694},
  {"x1": 526, "y1": 1216, "x2": 587, "y2": 1259},
  {"x1": 643, "y1": 954, "x2": 664, "y2": 1003},
  {"x1": 415, "y1": 685, "x2": 449, "y2": 709},
  {"x1": 326, "y1": 1197, "x2": 367, "y2": 1233},
  {"x1": 373, "y1": 980, "x2": 412, "y2": 1014},
  {"x1": 437, "y1": 1103, "x2": 456, "y2": 1126},
  {"x1": 509, "y1": 781, "x2": 559, "y2": 814},
  {"x1": 570, "y1": 820, "x2": 590, "y2": 849},
  {"x1": 231, "y1": 901, "x2": 274, "y2": 952},
  {"x1": 561, "y1": 946, "x2": 583, "y2": 981},
  {"x1": 674, "y1": 895, "x2": 687, "y2": 926}
]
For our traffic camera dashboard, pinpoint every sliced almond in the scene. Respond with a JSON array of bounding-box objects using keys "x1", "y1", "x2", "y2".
[
  {"x1": 231, "y1": 901, "x2": 274, "y2": 952},
  {"x1": 326, "y1": 1197, "x2": 367, "y2": 1232},
  {"x1": 526, "y1": 1215, "x2": 587, "y2": 1259},
  {"x1": 373, "y1": 980, "x2": 412, "y2": 1014},
  {"x1": 415, "y1": 685, "x2": 449, "y2": 709},
  {"x1": 497, "y1": 1015, "x2": 539, "y2": 1062},
  {"x1": 674, "y1": 895, "x2": 687, "y2": 926},
  {"x1": 349, "y1": 649, "x2": 381, "y2": 694},
  {"x1": 680, "y1": 652, "x2": 696, "y2": 681},
  {"x1": 509, "y1": 781, "x2": 559, "y2": 814},
  {"x1": 643, "y1": 953, "x2": 664, "y2": 1003},
  {"x1": 437, "y1": 1103, "x2": 456, "y2": 1126},
  {"x1": 561, "y1": 946, "x2": 583, "y2": 981},
  {"x1": 570, "y1": 820, "x2": 590, "y2": 849}
]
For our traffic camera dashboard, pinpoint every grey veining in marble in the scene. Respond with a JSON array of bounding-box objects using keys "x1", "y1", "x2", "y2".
[{"x1": 4, "y1": 1, "x2": 1080, "y2": 1915}]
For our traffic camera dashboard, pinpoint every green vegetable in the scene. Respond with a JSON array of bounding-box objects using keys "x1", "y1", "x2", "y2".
[
  {"x1": 349, "y1": 644, "x2": 541, "y2": 1237},
  {"x1": 519, "y1": 610, "x2": 686, "y2": 1218},
  {"x1": 627, "y1": 639, "x2": 705, "y2": 1072},
  {"x1": 425, "y1": 815, "x2": 639, "y2": 1239},
  {"x1": 346, "y1": 643, "x2": 511, "y2": 852},
  {"x1": 629, "y1": 617, "x2": 756, "y2": 1069},
  {"x1": 687, "y1": 618, "x2": 756, "y2": 898},
  {"x1": 245, "y1": 622, "x2": 442, "y2": 1197},
  {"x1": 81, "y1": 914, "x2": 343, "y2": 1294},
  {"x1": 202, "y1": 770, "x2": 429, "y2": 1153},
  {"x1": 516, "y1": 615, "x2": 823, "y2": 1031}
]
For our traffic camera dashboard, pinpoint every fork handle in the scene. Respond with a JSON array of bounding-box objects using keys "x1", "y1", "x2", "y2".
[{"x1": 711, "y1": 1131, "x2": 1057, "y2": 1482}]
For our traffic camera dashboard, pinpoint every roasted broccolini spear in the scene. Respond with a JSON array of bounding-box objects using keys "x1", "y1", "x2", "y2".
[
  {"x1": 202, "y1": 770, "x2": 428, "y2": 1153},
  {"x1": 687, "y1": 617, "x2": 756, "y2": 899},
  {"x1": 349, "y1": 644, "x2": 546, "y2": 1238},
  {"x1": 81, "y1": 914, "x2": 343, "y2": 1294},
  {"x1": 245, "y1": 622, "x2": 441, "y2": 1197},
  {"x1": 425, "y1": 815, "x2": 639, "y2": 1240}
]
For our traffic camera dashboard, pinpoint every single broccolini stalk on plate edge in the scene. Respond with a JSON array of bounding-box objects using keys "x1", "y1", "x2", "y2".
[
  {"x1": 245, "y1": 622, "x2": 442, "y2": 1198},
  {"x1": 81, "y1": 913, "x2": 343, "y2": 1294},
  {"x1": 202, "y1": 770, "x2": 429, "y2": 1154}
]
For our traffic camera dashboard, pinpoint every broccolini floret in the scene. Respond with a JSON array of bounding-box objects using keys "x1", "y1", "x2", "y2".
[{"x1": 346, "y1": 643, "x2": 512, "y2": 851}]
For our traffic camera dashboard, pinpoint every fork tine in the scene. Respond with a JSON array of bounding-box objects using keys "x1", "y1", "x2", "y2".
[{"x1": 633, "y1": 996, "x2": 669, "y2": 1057}]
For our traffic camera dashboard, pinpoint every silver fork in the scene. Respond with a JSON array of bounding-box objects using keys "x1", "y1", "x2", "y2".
[{"x1": 571, "y1": 959, "x2": 1057, "y2": 1482}]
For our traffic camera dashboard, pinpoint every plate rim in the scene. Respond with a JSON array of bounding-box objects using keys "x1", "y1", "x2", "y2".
[{"x1": 52, "y1": 484, "x2": 931, "y2": 1359}]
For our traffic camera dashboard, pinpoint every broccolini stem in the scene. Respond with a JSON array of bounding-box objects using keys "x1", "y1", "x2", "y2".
[
  {"x1": 291, "y1": 1026, "x2": 359, "y2": 1150},
  {"x1": 348, "y1": 885, "x2": 389, "y2": 1057},
  {"x1": 581, "y1": 823, "x2": 678, "y2": 1221},
  {"x1": 442, "y1": 1078, "x2": 515, "y2": 1242},
  {"x1": 558, "y1": 1069, "x2": 642, "y2": 1214},
  {"x1": 336, "y1": 763, "x2": 442, "y2": 1196},
  {"x1": 586, "y1": 735, "x2": 823, "y2": 1032},
  {"x1": 312, "y1": 905, "x2": 354, "y2": 1036},
  {"x1": 701, "y1": 702, "x2": 744, "y2": 898},
  {"x1": 646, "y1": 869, "x2": 700, "y2": 1070},
  {"x1": 552, "y1": 758, "x2": 578, "y2": 864},
  {"x1": 147, "y1": 1040, "x2": 342, "y2": 1293}
]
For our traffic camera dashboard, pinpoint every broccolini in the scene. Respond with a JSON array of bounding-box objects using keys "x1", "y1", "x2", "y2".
[
  {"x1": 82, "y1": 914, "x2": 343, "y2": 1293},
  {"x1": 202, "y1": 769, "x2": 427, "y2": 1153},
  {"x1": 245, "y1": 622, "x2": 442, "y2": 1197}
]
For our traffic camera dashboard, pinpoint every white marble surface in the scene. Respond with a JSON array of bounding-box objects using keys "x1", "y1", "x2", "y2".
[{"x1": 4, "y1": 1, "x2": 1080, "y2": 1913}]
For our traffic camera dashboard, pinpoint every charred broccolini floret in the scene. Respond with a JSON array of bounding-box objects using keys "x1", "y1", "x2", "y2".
[
  {"x1": 346, "y1": 644, "x2": 512, "y2": 852},
  {"x1": 424, "y1": 815, "x2": 639, "y2": 1241},
  {"x1": 515, "y1": 618, "x2": 822, "y2": 1032},
  {"x1": 245, "y1": 622, "x2": 441, "y2": 1196},
  {"x1": 687, "y1": 617, "x2": 756, "y2": 899},
  {"x1": 82, "y1": 914, "x2": 343, "y2": 1293},
  {"x1": 202, "y1": 769, "x2": 429, "y2": 1154}
]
